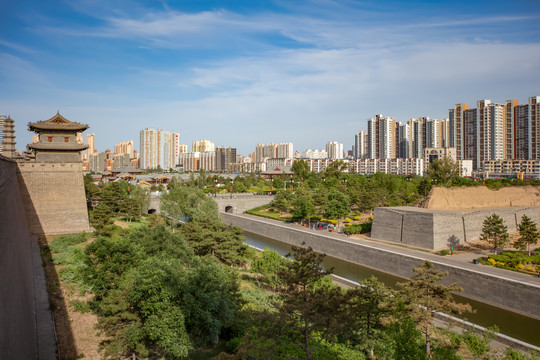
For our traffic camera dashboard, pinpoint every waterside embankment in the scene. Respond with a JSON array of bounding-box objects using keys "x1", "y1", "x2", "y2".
[{"x1": 223, "y1": 212, "x2": 540, "y2": 322}]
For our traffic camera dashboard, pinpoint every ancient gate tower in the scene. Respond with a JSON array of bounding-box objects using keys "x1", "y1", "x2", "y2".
[{"x1": 17, "y1": 112, "x2": 92, "y2": 235}]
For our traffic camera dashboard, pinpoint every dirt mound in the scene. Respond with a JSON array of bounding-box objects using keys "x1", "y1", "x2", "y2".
[{"x1": 420, "y1": 185, "x2": 540, "y2": 210}]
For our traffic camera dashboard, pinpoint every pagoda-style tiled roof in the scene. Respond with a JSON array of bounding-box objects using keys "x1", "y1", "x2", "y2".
[
  {"x1": 27, "y1": 143, "x2": 88, "y2": 151},
  {"x1": 28, "y1": 112, "x2": 89, "y2": 132}
]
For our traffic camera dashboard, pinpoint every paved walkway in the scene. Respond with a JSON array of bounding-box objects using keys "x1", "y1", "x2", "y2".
[{"x1": 235, "y1": 214, "x2": 540, "y2": 288}]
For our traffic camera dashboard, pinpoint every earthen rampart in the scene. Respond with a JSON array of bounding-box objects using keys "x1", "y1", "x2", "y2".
[{"x1": 421, "y1": 185, "x2": 540, "y2": 209}]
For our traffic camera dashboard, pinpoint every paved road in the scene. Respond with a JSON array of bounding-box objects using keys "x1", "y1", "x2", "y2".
[{"x1": 235, "y1": 214, "x2": 540, "y2": 288}]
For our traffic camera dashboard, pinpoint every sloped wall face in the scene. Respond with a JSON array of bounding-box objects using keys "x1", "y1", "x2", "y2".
[
  {"x1": 0, "y1": 157, "x2": 37, "y2": 359},
  {"x1": 18, "y1": 162, "x2": 91, "y2": 235},
  {"x1": 373, "y1": 206, "x2": 540, "y2": 250}
]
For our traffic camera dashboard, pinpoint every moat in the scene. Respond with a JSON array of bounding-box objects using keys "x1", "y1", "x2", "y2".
[{"x1": 243, "y1": 231, "x2": 540, "y2": 347}]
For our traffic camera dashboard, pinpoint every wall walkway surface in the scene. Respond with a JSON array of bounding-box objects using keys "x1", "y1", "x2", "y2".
[
  {"x1": 223, "y1": 212, "x2": 540, "y2": 321},
  {"x1": 0, "y1": 156, "x2": 57, "y2": 359}
]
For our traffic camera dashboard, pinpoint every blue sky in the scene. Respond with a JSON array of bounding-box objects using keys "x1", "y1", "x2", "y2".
[{"x1": 2, "y1": 0, "x2": 540, "y2": 156}]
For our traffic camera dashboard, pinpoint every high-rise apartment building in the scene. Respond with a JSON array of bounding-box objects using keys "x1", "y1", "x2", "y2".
[
  {"x1": 114, "y1": 140, "x2": 135, "y2": 158},
  {"x1": 367, "y1": 114, "x2": 396, "y2": 159},
  {"x1": 302, "y1": 149, "x2": 328, "y2": 159},
  {"x1": 354, "y1": 131, "x2": 367, "y2": 159},
  {"x1": 216, "y1": 146, "x2": 237, "y2": 172},
  {"x1": 192, "y1": 139, "x2": 215, "y2": 153},
  {"x1": 276, "y1": 142, "x2": 294, "y2": 159},
  {"x1": 397, "y1": 123, "x2": 410, "y2": 159},
  {"x1": 449, "y1": 103, "x2": 469, "y2": 160},
  {"x1": 529, "y1": 96, "x2": 540, "y2": 160},
  {"x1": 325, "y1": 141, "x2": 344, "y2": 160},
  {"x1": 85, "y1": 133, "x2": 97, "y2": 160},
  {"x1": 450, "y1": 100, "x2": 506, "y2": 170},
  {"x1": 503, "y1": 96, "x2": 540, "y2": 161},
  {"x1": 140, "y1": 128, "x2": 181, "y2": 170},
  {"x1": 255, "y1": 143, "x2": 277, "y2": 163},
  {"x1": 179, "y1": 144, "x2": 188, "y2": 154}
]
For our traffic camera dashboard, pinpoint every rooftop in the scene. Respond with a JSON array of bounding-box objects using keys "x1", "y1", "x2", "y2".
[{"x1": 28, "y1": 112, "x2": 89, "y2": 132}]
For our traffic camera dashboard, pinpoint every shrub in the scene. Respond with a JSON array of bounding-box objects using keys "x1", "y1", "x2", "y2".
[
  {"x1": 343, "y1": 222, "x2": 372, "y2": 235},
  {"x1": 354, "y1": 215, "x2": 361, "y2": 221},
  {"x1": 438, "y1": 249, "x2": 449, "y2": 256},
  {"x1": 344, "y1": 218, "x2": 351, "y2": 223}
]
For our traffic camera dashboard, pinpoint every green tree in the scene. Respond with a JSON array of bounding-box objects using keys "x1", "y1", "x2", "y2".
[
  {"x1": 83, "y1": 236, "x2": 143, "y2": 298},
  {"x1": 324, "y1": 190, "x2": 350, "y2": 228},
  {"x1": 426, "y1": 157, "x2": 459, "y2": 185},
  {"x1": 480, "y1": 214, "x2": 510, "y2": 253},
  {"x1": 292, "y1": 159, "x2": 311, "y2": 182},
  {"x1": 98, "y1": 257, "x2": 192, "y2": 359},
  {"x1": 83, "y1": 173, "x2": 101, "y2": 205},
  {"x1": 324, "y1": 160, "x2": 349, "y2": 180},
  {"x1": 292, "y1": 195, "x2": 316, "y2": 223},
  {"x1": 387, "y1": 317, "x2": 426, "y2": 360},
  {"x1": 398, "y1": 260, "x2": 472, "y2": 358},
  {"x1": 347, "y1": 276, "x2": 393, "y2": 359},
  {"x1": 257, "y1": 245, "x2": 350, "y2": 360},
  {"x1": 179, "y1": 220, "x2": 248, "y2": 266},
  {"x1": 272, "y1": 189, "x2": 293, "y2": 213},
  {"x1": 514, "y1": 215, "x2": 539, "y2": 256},
  {"x1": 161, "y1": 185, "x2": 220, "y2": 224},
  {"x1": 251, "y1": 248, "x2": 288, "y2": 288}
]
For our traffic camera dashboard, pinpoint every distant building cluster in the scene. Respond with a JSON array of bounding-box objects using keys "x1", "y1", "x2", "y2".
[{"x1": 3, "y1": 95, "x2": 539, "y2": 178}]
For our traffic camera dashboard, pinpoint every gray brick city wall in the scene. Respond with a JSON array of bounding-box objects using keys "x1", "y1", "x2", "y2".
[{"x1": 17, "y1": 162, "x2": 91, "y2": 235}]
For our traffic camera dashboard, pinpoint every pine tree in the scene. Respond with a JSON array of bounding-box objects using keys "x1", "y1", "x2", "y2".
[
  {"x1": 514, "y1": 215, "x2": 539, "y2": 256},
  {"x1": 253, "y1": 245, "x2": 351, "y2": 360},
  {"x1": 480, "y1": 214, "x2": 510, "y2": 253},
  {"x1": 398, "y1": 260, "x2": 473, "y2": 358},
  {"x1": 347, "y1": 276, "x2": 393, "y2": 359}
]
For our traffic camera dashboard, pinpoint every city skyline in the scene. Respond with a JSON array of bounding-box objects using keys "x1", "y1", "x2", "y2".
[{"x1": 2, "y1": 0, "x2": 540, "y2": 155}]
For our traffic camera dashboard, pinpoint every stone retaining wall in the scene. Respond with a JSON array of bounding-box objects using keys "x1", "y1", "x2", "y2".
[
  {"x1": 223, "y1": 213, "x2": 540, "y2": 321},
  {"x1": 371, "y1": 206, "x2": 540, "y2": 250}
]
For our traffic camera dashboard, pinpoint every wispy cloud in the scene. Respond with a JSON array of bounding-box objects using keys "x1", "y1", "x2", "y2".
[{"x1": 0, "y1": 40, "x2": 38, "y2": 54}]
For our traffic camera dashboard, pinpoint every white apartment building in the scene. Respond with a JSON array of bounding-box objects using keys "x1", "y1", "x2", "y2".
[
  {"x1": 302, "y1": 149, "x2": 328, "y2": 159},
  {"x1": 192, "y1": 139, "x2": 215, "y2": 153},
  {"x1": 325, "y1": 141, "x2": 344, "y2": 159},
  {"x1": 276, "y1": 142, "x2": 294, "y2": 159},
  {"x1": 354, "y1": 130, "x2": 367, "y2": 159},
  {"x1": 367, "y1": 114, "x2": 396, "y2": 159},
  {"x1": 140, "y1": 128, "x2": 181, "y2": 170}
]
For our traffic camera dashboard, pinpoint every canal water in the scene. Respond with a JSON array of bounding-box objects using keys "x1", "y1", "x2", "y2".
[{"x1": 243, "y1": 231, "x2": 540, "y2": 346}]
